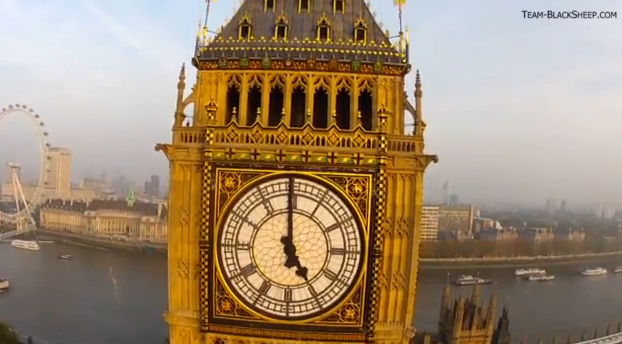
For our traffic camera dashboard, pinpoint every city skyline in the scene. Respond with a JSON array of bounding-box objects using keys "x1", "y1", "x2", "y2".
[{"x1": 0, "y1": 0, "x2": 621, "y2": 205}]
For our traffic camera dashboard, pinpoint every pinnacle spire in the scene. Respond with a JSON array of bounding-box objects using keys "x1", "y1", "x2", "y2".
[
  {"x1": 179, "y1": 63, "x2": 186, "y2": 83},
  {"x1": 471, "y1": 282, "x2": 481, "y2": 305}
]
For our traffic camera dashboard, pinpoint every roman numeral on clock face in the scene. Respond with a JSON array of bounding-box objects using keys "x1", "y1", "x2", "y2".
[
  {"x1": 324, "y1": 269, "x2": 338, "y2": 281},
  {"x1": 325, "y1": 223, "x2": 341, "y2": 233},
  {"x1": 258, "y1": 280, "x2": 272, "y2": 294},
  {"x1": 240, "y1": 263, "x2": 256, "y2": 277},
  {"x1": 330, "y1": 247, "x2": 345, "y2": 255}
]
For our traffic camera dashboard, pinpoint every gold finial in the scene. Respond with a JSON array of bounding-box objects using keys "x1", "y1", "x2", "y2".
[
  {"x1": 280, "y1": 108, "x2": 286, "y2": 124},
  {"x1": 357, "y1": 111, "x2": 362, "y2": 127},
  {"x1": 331, "y1": 111, "x2": 337, "y2": 122},
  {"x1": 306, "y1": 109, "x2": 312, "y2": 123},
  {"x1": 255, "y1": 108, "x2": 261, "y2": 124}
]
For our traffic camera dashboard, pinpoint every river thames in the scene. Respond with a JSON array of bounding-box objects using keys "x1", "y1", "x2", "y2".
[{"x1": 1, "y1": 242, "x2": 622, "y2": 344}]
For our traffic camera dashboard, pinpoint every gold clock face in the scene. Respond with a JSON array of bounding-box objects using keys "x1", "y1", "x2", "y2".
[{"x1": 217, "y1": 175, "x2": 364, "y2": 320}]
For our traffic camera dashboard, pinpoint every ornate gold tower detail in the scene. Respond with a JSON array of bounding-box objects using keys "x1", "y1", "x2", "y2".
[{"x1": 156, "y1": 1, "x2": 437, "y2": 343}]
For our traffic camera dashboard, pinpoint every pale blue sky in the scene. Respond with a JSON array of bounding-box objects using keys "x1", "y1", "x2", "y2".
[{"x1": 0, "y1": 0, "x2": 621, "y2": 206}]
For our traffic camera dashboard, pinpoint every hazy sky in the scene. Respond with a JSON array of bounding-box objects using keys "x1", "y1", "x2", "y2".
[{"x1": 0, "y1": 0, "x2": 621, "y2": 206}]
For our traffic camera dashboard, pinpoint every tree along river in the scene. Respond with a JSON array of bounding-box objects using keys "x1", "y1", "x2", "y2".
[{"x1": 1, "y1": 242, "x2": 622, "y2": 344}]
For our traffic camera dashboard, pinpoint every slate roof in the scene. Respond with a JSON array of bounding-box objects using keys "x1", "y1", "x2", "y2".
[
  {"x1": 41, "y1": 199, "x2": 87, "y2": 212},
  {"x1": 41, "y1": 199, "x2": 167, "y2": 220},
  {"x1": 196, "y1": 0, "x2": 406, "y2": 64}
]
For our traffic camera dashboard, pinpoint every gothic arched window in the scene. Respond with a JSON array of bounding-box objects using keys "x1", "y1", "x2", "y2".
[
  {"x1": 238, "y1": 12, "x2": 252, "y2": 40},
  {"x1": 333, "y1": 0, "x2": 345, "y2": 14},
  {"x1": 274, "y1": 15, "x2": 288, "y2": 40},
  {"x1": 354, "y1": 19, "x2": 367, "y2": 43},
  {"x1": 316, "y1": 15, "x2": 331, "y2": 42},
  {"x1": 299, "y1": 0, "x2": 311, "y2": 13},
  {"x1": 265, "y1": 0, "x2": 275, "y2": 11}
]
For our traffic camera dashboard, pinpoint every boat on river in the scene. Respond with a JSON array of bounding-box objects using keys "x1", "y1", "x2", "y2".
[
  {"x1": 0, "y1": 278, "x2": 9, "y2": 292},
  {"x1": 58, "y1": 254, "x2": 73, "y2": 260},
  {"x1": 515, "y1": 268, "x2": 546, "y2": 276},
  {"x1": 526, "y1": 274, "x2": 555, "y2": 282},
  {"x1": 452, "y1": 275, "x2": 492, "y2": 286},
  {"x1": 613, "y1": 266, "x2": 622, "y2": 273},
  {"x1": 10, "y1": 239, "x2": 40, "y2": 251},
  {"x1": 580, "y1": 267, "x2": 607, "y2": 276}
]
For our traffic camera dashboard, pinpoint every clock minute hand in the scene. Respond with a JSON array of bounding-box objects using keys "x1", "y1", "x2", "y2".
[
  {"x1": 279, "y1": 177, "x2": 309, "y2": 280},
  {"x1": 287, "y1": 176, "x2": 294, "y2": 239},
  {"x1": 281, "y1": 177, "x2": 297, "y2": 268}
]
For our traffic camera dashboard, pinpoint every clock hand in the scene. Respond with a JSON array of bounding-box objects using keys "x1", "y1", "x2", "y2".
[
  {"x1": 280, "y1": 177, "x2": 308, "y2": 280},
  {"x1": 287, "y1": 176, "x2": 294, "y2": 239},
  {"x1": 294, "y1": 261, "x2": 309, "y2": 281},
  {"x1": 281, "y1": 177, "x2": 297, "y2": 268}
]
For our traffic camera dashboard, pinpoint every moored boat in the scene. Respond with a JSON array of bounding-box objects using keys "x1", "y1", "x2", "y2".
[
  {"x1": 452, "y1": 275, "x2": 492, "y2": 286},
  {"x1": 613, "y1": 266, "x2": 622, "y2": 273},
  {"x1": 580, "y1": 267, "x2": 607, "y2": 276},
  {"x1": 0, "y1": 278, "x2": 9, "y2": 292},
  {"x1": 515, "y1": 268, "x2": 546, "y2": 276},
  {"x1": 527, "y1": 274, "x2": 555, "y2": 282},
  {"x1": 10, "y1": 239, "x2": 40, "y2": 251},
  {"x1": 58, "y1": 254, "x2": 73, "y2": 260}
]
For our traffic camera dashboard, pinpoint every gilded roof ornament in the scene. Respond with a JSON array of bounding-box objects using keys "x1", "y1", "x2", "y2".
[
  {"x1": 238, "y1": 9, "x2": 251, "y2": 25},
  {"x1": 354, "y1": 17, "x2": 368, "y2": 28},
  {"x1": 275, "y1": 12, "x2": 289, "y2": 25},
  {"x1": 317, "y1": 12, "x2": 330, "y2": 26}
]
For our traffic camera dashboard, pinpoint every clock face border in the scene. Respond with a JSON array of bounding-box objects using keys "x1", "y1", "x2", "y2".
[
  {"x1": 214, "y1": 172, "x2": 367, "y2": 323},
  {"x1": 201, "y1": 165, "x2": 379, "y2": 333}
]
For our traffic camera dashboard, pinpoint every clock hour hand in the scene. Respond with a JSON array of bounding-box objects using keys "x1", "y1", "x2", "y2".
[
  {"x1": 280, "y1": 239, "x2": 308, "y2": 281},
  {"x1": 294, "y1": 261, "x2": 308, "y2": 281}
]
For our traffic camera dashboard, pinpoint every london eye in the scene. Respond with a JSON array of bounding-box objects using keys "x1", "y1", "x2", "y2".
[{"x1": 0, "y1": 104, "x2": 51, "y2": 239}]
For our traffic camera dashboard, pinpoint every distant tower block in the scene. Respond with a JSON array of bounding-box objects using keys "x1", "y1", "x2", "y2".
[
  {"x1": 545, "y1": 198, "x2": 556, "y2": 214},
  {"x1": 442, "y1": 179, "x2": 451, "y2": 205}
]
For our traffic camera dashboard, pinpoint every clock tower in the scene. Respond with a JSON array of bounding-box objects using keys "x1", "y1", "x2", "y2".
[{"x1": 156, "y1": 1, "x2": 437, "y2": 343}]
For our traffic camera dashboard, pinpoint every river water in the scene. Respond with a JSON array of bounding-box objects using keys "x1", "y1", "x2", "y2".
[{"x1": 1, "y1": 242, "x2": 622, "y2": 344}]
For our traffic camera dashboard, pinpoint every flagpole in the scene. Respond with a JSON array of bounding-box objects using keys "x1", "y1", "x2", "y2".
[
  {"x1": 203, "y1": 0, "x2": 213, "y2": 40},
  {"x1": 394, "y1": 0, "x2": 405, "y2": 53},
  {"x1": 204, "y1": 0, "x2": 212, "y2": 26}
]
